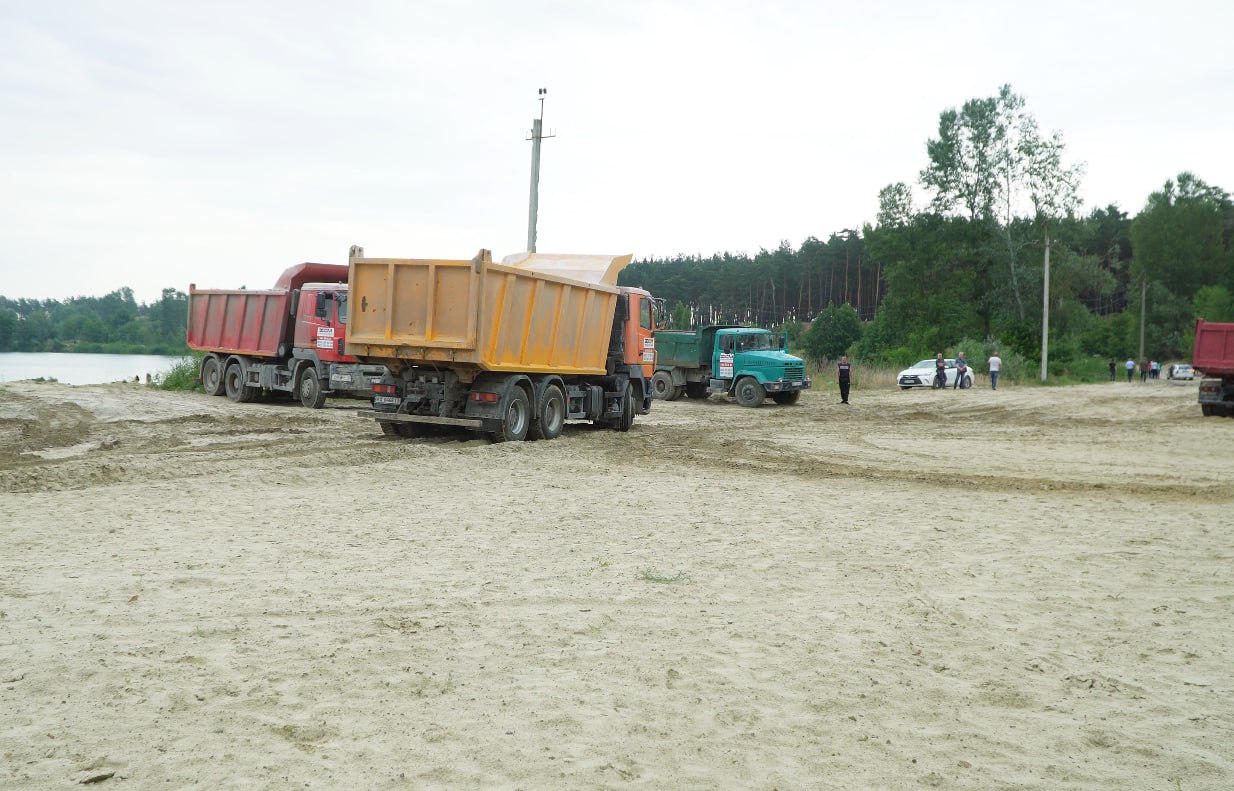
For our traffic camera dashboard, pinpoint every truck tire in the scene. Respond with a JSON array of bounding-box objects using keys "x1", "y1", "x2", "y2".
[
  {"x1": 734, "y1": 376, "x2": 765, "y2": 407},
  {"x1": 201, "y1": 356, "x2": 225, "y2": 396},
  {"x1": 650, "y1": 371, "x2": 675, "y2": 400},
  {"x1": 685, "y1": 382, "x2": 709, "y2": 399},
  {"x1": 224, "y1": 362, "x2": 257, "y2": 403},
  {"x1": 772, "y1": 390, "x2": 800, "y2": 405},
  {"x1": 298, "y1": 366, "x2": 327, "y2": 409},
  {"x1": 530, "y1": 385, "x2": 565, "y2": 440},
  {"x1": 493, "y1": 387, "x2": 530, "y2": 442},
  {"x1": 617, "y1": 383, "x2": 635, "y2": 432}
]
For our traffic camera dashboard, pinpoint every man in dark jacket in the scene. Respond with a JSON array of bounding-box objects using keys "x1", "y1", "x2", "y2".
[{"x1": 838, "y1": 355, "x2": 851, "y2": 404}]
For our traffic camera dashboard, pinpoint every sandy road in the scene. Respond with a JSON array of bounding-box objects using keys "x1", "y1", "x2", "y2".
[{"x1": 1, "y1": 379, "x2": 1231, "y2": 789}]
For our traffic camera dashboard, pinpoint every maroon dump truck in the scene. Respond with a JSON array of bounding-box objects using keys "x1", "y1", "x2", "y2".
[
  {"x1": 187, "y1": 263, "x2": 385, "y2": 408},
  {"x1": 1193, "y1": 319, "x2": 1234, "y2": 417}
]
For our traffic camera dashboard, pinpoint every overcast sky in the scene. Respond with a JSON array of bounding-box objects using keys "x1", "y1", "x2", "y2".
[{"x1": 3, "y1": 0, "x2": 1231, "y2": 304}]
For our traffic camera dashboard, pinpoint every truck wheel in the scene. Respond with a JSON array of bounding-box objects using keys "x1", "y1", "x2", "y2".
[
  {"x1": 224, "y1": 363, "x2": 255, "y2": 403},
  {"x1": 650, "y1": 371, "x2": 674, "y2": 400},
  {"x1": 616, "y1": 383, "x2": 635, "y2": 432},
  {"x1": 493, "y1": 387, "x2": 530, "y2": 442},
  {"x1": 685, "y1": 382, "x2": 709, "y2": 399},
  {"x1": 734, "y1": 376, "x2": 765, "y2": 407},
  {"x1": 672, "y1": 385, "x2": 685, "y2": 400},
  {"x1": 201, "y1": 356, "x2": 225, "y2": 396},
  {"x1": 298, "y1": 366, "x2": 328, "y2": 409},
  {"x1": 772, "y1": 390, "x2": 800, "y2": 405},
  {"x1": 530, "y1": 385, "x2": 565, "y2": 440}
]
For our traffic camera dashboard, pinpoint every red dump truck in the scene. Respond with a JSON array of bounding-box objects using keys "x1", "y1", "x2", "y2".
[
  {"x1": 345, "y1": 245, "x2": 656, "y2": 441},
  {"x1": 187, "y1": 263, "x2": 385, "y2": 407},
  {"x1": 1194, "y1": 319, "x2": 1234, "y2": 417}
]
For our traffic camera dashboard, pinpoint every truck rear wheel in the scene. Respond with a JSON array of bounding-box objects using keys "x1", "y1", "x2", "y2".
[
  {"x1": 530, "y1": 385, "x2": 565, "y2": 440},
  {"x1": 734, "y1": 376, "x2": 765, "y2": 407},
  {"x1": 685, "y1": 382, "x2": 709, "y2": 399},
  {"x1": 201, "y1": 356, "x2": 225, "y2": 396},
  {"x1": 772, "y1": 390, "x2": 800, "y2": 405},
  {"x1": 650, "y1": 371, "x2": 676, "y2": 400},
  {"x1": 493, "y1": 387, "x2": 530, "y2": 442},
  {"x1": 298, "y1": 366, "x2": 327, "y2": 409},
  {"x1": 224, "y1": 362, "x2": 257, "y2": 403}
]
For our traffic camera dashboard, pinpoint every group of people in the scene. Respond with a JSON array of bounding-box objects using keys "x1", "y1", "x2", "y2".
[
  {"x1": 834, "y1": 350, "x2": 1003, "y2": 405},
  {"x1": 1109, "y1": 358, "x2": 1162, "y2": 382}
]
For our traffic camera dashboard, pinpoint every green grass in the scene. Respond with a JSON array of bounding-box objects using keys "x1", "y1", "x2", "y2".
[
  {"x1": 637, "y1": 567, "x2": 690, "y2": 584},
  {"x1": 156, "y1": 352, "x2": 205, "y2": 392}
]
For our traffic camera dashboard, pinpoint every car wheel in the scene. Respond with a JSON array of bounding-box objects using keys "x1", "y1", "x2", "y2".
[{"x1": 960, "y1": 375, "x2": 972, "y2": 389}]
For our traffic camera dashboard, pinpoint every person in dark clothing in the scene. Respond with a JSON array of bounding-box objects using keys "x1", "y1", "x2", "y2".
[
  {"x1": 934, "y1": 353, "x2": 947, "y2": 389},
  {"x1": 837, "y1": 355, "x2": 852, "y2": 404},
  {"x1": 1108, "y1": 359, "x2": 1116, "y2": 381}
]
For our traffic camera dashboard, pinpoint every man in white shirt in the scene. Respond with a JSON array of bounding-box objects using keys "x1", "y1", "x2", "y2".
[{"x1": 988, "y1": 352, "x2": 1002, "y2": 390}]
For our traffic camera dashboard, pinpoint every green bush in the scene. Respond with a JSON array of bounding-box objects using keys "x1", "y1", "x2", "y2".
[{"x1": 156, "y1": 353, "x2": 205, "y2": 392}]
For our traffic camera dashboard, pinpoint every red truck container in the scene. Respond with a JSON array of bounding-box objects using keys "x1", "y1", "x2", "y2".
[
  {"x1": 1193, "y1": 319, "x2": 1234, "y2": 417},
  {"x1": 187, "y1": 263, "x2": 385, "y2": 408}
]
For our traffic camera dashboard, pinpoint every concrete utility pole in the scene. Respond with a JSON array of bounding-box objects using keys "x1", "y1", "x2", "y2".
[
  {"x1": 526, "y1": 88, "x2": 555, "y2": 252},
  {"x1": 1040, "y1": 224, "x2": 1051, "y2": 383}
]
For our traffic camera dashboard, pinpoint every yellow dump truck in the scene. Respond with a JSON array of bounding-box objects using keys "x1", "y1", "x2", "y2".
[{"x1": 345, "y1": 245, "x2": 657, "y2": 441}]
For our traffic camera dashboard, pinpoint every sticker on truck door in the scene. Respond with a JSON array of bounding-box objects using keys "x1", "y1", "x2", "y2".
[
  {"x1": 719, "y1": 352, "x2": 734, "y2": 378},
  {"x1": 317, "y1": 327, "x2": 335, "y2": 338},
  {"x1": 316, "y1": 338, "x2": 333, "y2": 349}
]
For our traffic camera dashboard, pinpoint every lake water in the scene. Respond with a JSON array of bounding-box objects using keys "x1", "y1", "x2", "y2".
[{"x1": 0, "y1": 352, "x2": 186, "y2": 386}]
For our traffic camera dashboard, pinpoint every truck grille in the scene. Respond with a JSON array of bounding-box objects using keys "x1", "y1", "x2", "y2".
[{"x1": 783, "y1": 364, "x2": 805, "y2": 381}]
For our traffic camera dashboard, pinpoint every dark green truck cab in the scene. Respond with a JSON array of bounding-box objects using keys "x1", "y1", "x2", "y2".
[{"x1": 651, "y1": 325, "x2": 811, "y2": 406}]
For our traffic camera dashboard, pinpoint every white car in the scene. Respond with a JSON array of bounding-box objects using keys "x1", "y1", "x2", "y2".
[
  {"x1": 1167, "y1": 363, "x2": 1195, "y2": 380},
  {"x1": 898, "y1": 358, "x2": 973, "y2": 389}
]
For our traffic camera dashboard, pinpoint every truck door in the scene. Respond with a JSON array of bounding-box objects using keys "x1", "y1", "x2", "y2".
[
  {"x1": 294, "y1": 288, "x2": 352, "y2": 362},
  {"x1": 714, "y1": 333, "x2": 735, "y2": 383},
  {"x1": 619, "y1": 290, "x2": 657, "y2": 378}
]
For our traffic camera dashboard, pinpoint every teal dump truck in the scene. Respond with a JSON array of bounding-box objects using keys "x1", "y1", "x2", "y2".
[{"x1": 651, "y1": 325, "x2": 811, "y2": 406}]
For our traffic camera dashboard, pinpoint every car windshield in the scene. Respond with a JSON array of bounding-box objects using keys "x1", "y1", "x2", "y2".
[{"x1": 912, "y1": 359, "x2": 953, "y2": 369}]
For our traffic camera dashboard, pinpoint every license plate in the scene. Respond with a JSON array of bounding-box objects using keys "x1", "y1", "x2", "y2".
[
  {"x1": 374, "y1": 395, "x2": 401, "y2": 405},
  {"x1": 331, "y1": 373, "x2": 353, "y2": 384}
]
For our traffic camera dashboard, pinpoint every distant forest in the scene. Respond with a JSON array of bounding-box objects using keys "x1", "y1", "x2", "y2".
[
  {"x1": 619, "y1": 86, "x2": 1234, "y2": 370},
  {"x1": 0, "y1": 288, "x2": 189, "y2": 355},
  {"x1": 6, "y1": 85, "x2": 1233, "y2": 370}
]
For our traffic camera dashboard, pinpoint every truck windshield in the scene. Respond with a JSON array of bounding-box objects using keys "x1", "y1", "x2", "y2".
[{"x1": 735, "y1": 333, "x2": 781, "y2": 352}]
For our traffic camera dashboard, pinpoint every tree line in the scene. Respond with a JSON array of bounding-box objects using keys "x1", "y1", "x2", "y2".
[
  {"x1": 621, "y1": 85, "x2": 1234, "y2": 373},
  {"x1": 0, "y1": 288, "x2": 189, "y2": 355}
]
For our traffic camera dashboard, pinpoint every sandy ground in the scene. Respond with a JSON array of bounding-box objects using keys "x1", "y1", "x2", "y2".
[{"x1": 1, "y1": 377, "x2": 1231, "y2": 790}]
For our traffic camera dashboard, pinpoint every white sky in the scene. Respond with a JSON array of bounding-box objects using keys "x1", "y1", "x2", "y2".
[{"x1": 2, "y1": 0, "x2": 1231, "y2": 304}]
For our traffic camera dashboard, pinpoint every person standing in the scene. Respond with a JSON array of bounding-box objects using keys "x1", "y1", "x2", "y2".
[
  {"x1": 1125, "y1": 357, "x2": 1135, "y2": 382},
  {"x1": 1108, "y1": 359, "x2": 1116, "y2": 381},
  {"x1": 988, "y1": 351, "x2": 1002, "y2": 390},
  {"x1": 935, "y1": 353, "x2": 947, "y2": 390},
  {"x1": 837, "y1": 355, "x2": 852, "y2": 404},
  {"x1": 1141, "y1": 358, "x2": 1149, "y2": 383},
  {"x1": 952, "y1": 352, "x2": 969, "y2": 389}
]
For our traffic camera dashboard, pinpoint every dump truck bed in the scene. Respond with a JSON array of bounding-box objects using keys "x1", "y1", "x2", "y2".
[
  {"x1": 345, "y1": 249, "x2": 631, "y2": 376},
  {"x1": 187, "y1": 263, "x2": 348, "y2": 357},
  {"x1": 654, "y1": 326, "x2": 739, "y2": 369},
  {"x1": 1193, "y1": 320, "x2": 1234, "y2": 376}
]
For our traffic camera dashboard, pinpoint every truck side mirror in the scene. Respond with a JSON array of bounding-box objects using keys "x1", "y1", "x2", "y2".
[{"x1": 315, "y1": 292, "x2": 328, "y2": 319}]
